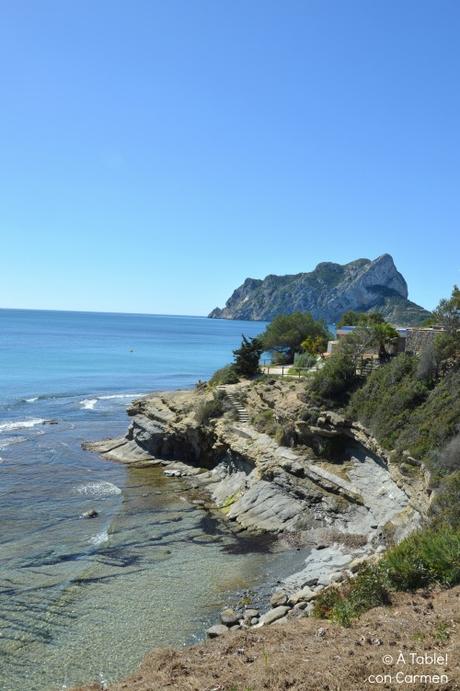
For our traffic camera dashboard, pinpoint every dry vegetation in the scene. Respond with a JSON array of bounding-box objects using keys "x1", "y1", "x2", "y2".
[{"x1": 76, "y1": 587, "x2": 460, "y2": 691}]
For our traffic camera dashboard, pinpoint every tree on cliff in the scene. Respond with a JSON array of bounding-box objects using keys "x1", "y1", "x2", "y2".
[
  {"x1": 337, "y1": 310, "x2": 385, "y2": 327},
  {"x1": 233, "y1": 335, "x2": 263, "y2": 378},
  {"x1": 261, "y1": 312, "x2": 330, "y2": 363},
  {"x1": 433, "y1": 284, "x2": 460, "y2": 335},
  {"x1": 370, "y1": 322, "x2": 399, "y2": 361}
]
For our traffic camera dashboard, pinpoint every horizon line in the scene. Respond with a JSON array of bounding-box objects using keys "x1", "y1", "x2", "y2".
[{"x1": 0, "y1": 306, "x2": 209, "y2": 319}]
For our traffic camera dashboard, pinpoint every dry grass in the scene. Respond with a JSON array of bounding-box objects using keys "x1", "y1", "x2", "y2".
[
  {"x1": 319, "y1": 528, "x2": 368, "y2": 549},
  {"x1": 75, "y1": 587, "x2": 460, "y2": 691}
]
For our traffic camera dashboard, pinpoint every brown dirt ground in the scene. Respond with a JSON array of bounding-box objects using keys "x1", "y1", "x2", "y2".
[{"x1": 76, "y1": 587, "x2": 460, "y2": 691}]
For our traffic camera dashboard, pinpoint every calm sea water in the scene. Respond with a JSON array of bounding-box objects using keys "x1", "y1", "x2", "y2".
[{"x1": 0, "y1": 310, "x2": 301, "y2": 691}]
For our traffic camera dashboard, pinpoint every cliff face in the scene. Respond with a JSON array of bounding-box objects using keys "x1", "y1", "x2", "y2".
[
  {"x1": 85, "y1": 379, "x2": 431, "y2": 645},
  {"x1": 209, "y1": 254, "x2": 430, "y2": 325},
  {"x1": 87, "y1": 380, "x2": 430, "y2": 540}
]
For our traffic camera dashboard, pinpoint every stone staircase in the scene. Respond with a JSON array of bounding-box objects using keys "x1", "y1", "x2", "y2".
[{"x1": 218, "y1": 387, "x2": 250, "y2": 423}]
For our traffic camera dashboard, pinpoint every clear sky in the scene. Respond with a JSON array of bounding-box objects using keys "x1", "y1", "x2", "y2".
[{"x1": 0, "y1": 0, "x2": 458, "y2": 315}]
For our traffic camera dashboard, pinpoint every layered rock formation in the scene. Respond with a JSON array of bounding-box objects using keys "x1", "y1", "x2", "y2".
[
  {"x1": 208, "y1": 254, "x2": 430, "y2": 325},
  {"x1": 86, "y1": 380, "x2": 431, "y2": 612}
]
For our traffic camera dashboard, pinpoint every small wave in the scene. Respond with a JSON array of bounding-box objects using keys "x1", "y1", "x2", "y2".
[
  {"x1": 80, "y1": 393, "x2": 144, "y2": 410},
  {"x1": 25, "y1": 397, "x2": 38, "y2": 403},
  {"x1": 80, "y1": 399, "x2": 98, "y2": 410},
  {"x1": 97, "y1": 393, "x2": 145, "y2": 400},
  {"x1": 0, "y1": 436, "x2": 26, "y2": 449},
  {"x1": 89, "y1": 529, "x2": 109, "y2": 546},
  {"x1": 0, "y1": 418, "x2": 46, "y2": 433},
  {"x1": 76, "y1": 481, "x2": 122, "y2": 498}
]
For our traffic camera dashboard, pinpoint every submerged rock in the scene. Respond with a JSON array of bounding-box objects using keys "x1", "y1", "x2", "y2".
[{"x1": 82, "y1": 509, "x2": 98, "y2": 519}]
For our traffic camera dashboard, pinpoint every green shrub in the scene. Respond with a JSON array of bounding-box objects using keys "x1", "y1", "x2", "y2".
[
  {"x1": 347, "y1": 566, "x2": 390, "y2": 610},
  {"x1": 293, "y1": 352, "x2": 317, "y2": 369},
  {"x1": 348, "y1": 354, "x2": 429, "y2": 450},
  {"x1": 315, "y1": 525, "x2": 460, "y2": 627},
  {"x1": 208, "y1": 364, "x2": 239, "y2": 386},
  {"x1": 233, "y1": 336, "x2": 263, "y2": 378},
  {"x1": 312, "y1": 587, "x2": 342, "y2": 618},
  {"x1": 261, "y1": 312, "x2": 331, "y2": 362},
  {"x1": 396, "y1": 369, "x2": 460, "y2": 463},
  {"x1": 310, "y1": 352, "x2": 358, "y2": 405},
  {"x1": 431, "y1": 471, "x2": 460, "y2": 528},
  {"x1": 252, "y1": 409, "x2": 277, "y2": 434},
  {"x1": 251, "y1": 408, "x2": 288, "y2": 443},
  {"x1": 318, "y1": 566, "x2": 390, "y2": 627},
  {"x1": 382, "y1": 525, "x2": 460, "y2": 589},
  {"x1": 195, "y1": 396, "x2": 225, "y2": 425}
]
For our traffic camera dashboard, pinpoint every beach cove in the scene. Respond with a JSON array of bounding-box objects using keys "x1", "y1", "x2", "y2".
[{"x1": 0, "y1": 310, "x2": 308, "y2": 691}]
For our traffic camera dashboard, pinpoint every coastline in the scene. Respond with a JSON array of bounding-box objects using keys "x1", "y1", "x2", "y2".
[
  {"x1": 79, "y1": 377, "x2": 433, "y2": 687},
  {"x1": 75, "y1": 585, "x2": 460, "y2": 691}
]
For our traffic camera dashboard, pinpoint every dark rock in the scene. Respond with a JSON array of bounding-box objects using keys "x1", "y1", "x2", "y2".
[{"x1": 82, "y1": 509, "x2": 98, "y2": 519}]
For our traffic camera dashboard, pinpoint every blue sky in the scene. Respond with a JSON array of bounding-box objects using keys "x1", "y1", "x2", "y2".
[{"x1": 0, "y1": 0, "x2": 458, "y2": 314}]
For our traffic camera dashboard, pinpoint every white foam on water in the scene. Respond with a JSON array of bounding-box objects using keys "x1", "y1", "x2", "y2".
[
  {"x1": 97, "y1": 393, "x2": 144, "y2": 400},
  {"x1": 80, "y1": 393, "x2": 144, "y2": 410},
  {"x1": 25, "y1": 397, "x2": 39, "y2": 403},
  {"x1": 80, "y1": 398, "x2": 98, "y2": 410},
  {"x1": 76, "y1": 481, "x2": 122, "y2": 498},
  {"x1": 0, "y1": 418, "x2": 46, "y2": 433},
  {"x1": 0, "y1": 436, "x2": 26, "y2": 450},
  {"x1": 89, "y1": 529, "x2": 109, "y2": 546}
]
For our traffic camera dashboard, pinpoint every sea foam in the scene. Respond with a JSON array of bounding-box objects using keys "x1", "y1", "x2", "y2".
[
  {"x1": 76, "y1": 481, "x2": 122, "y2": 498},
  {"x1": 0, "y1": 436, "x2": 26, "y2": 449},
  {"x1": 0, "y1": 418, "x2": 46, "y2": 432},
  {"x1": 80, "y1": 399, "x2": 97, "y2": 410},
  {"x1": 97, "y1": 393, "x2": 144, "y2": 400},
  {"x1": 80, "y1": 393, "x2": 144, "y2": 410},
  {"x1": 89, "y1": 529, "x2": 109, "y2": 546}
]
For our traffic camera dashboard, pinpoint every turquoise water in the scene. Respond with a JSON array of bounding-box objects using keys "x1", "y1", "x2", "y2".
[{"x1": 0, "y1": 310, "x2": 302, "y2": 691}]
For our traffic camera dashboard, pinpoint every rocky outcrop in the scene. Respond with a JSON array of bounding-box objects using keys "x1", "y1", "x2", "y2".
[
  {"x1": 87, "y1": 379, "x2": 430, "y2": 548},
  {"x1": 84, "y1": 379, "x2": 434, "y2": 638},
  {"x1": 208, "y1": 254, "x2": 430, "y2": 325}
]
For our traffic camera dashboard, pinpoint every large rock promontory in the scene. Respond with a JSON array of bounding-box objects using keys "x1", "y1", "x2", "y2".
[{"x1": 208, "y1": 254, "x2": 430, "y2": 325}]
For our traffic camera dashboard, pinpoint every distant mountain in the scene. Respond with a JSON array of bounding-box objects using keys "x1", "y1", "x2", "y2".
[{"x1": 209, "y1": 254, "x2": 430, "y2": 325}]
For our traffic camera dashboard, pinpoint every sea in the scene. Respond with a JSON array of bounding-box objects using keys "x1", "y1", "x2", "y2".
[{"x1": 0, "y1": 309, "x2": 303, "y2": 691}]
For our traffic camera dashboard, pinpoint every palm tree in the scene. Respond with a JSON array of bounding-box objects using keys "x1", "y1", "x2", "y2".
[{"x1": 371, "y1": 323, "x2": 399, "y2": 361}]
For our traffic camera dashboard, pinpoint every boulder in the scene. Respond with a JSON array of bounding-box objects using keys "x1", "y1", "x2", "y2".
[
  {"x1": 243, "y1": 608, "x2": 259, "y2": 621},
  {"x1": 206, "y1": 624, "x2": 228, "y2": 638},
  {"x1": 289, "y1": 585, "x2": 316, "y2": 605},
  {"x1": 270, "y1": 591, "x2": 288, "y2": 607},
  {"x1": 220, "y1": 608, "x2": 240, "y2": 626},
  {"x1": 258, "y1": 606, "x2": 290, "y2": 626}
]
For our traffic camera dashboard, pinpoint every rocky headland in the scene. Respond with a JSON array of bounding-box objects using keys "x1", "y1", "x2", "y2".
[
  {"x1": 86, "y1": 378, "x2": 432, "y2": 635},
  {"x1": 208, "y1": 254, "x2": 430, "y2": 325}
]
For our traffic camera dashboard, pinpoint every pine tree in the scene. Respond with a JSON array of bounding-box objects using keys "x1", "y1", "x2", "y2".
[{"x1": 233, "y1": 336, "x2": 263, "y2": 378}]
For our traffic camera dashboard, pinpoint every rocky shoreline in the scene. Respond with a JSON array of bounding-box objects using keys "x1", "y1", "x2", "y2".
[{"x1": 85, "y1": 379, "x2": 432, "y2": 638}]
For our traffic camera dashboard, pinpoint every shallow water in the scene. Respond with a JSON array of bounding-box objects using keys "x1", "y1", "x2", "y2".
[{"x1": 0, "y1": 310, "x2": 302, "y2": 690}]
